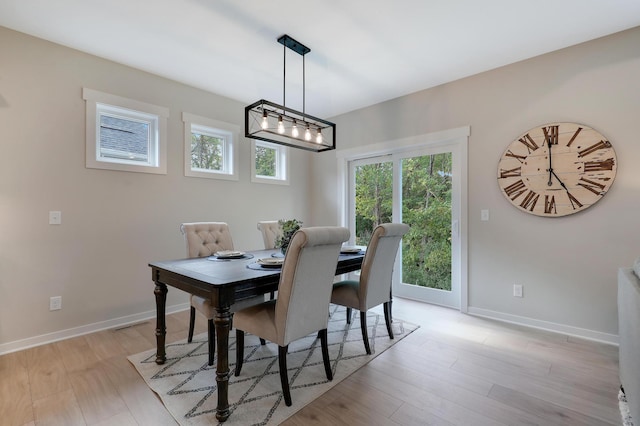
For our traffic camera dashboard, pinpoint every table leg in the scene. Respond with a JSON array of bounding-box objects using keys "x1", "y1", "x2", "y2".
[
  {"x1": 214, "y1": 305, "x2": 232, "y2": 422},
  {"x1": 154, "y1": 282, "x2": 168, "y2": 364}
]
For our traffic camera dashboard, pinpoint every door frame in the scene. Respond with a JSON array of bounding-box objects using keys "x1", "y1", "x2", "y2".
[{"x1": 336, "y1": 126, "x2": 469, "y2": 312}]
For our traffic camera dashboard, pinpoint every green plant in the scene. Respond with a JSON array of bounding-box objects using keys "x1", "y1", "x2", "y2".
[{"x1": 275, "y1": 219, "x2": 303, "y2": 254}]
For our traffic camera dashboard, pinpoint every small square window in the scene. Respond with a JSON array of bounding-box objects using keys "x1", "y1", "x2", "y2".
[
  {"x1": 183, "y1": 113, "x2": 239, "y2": 181},
  {"x1": 83, "y1": 88, "x2": 168, "y2": 174},
  {"x1": 251, "y1": 140, "x2": 289, "y2": 185}
]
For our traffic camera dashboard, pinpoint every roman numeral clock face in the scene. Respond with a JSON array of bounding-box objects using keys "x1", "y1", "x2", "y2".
[{"x1": 498, "y1": 122, "x2": 617, "y2": 217}]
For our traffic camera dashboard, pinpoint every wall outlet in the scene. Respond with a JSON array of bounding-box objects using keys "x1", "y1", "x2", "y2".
[
  {"x1": 481, "y1": 209, "x2": 490, "y2": 221},
  {"x1": 50, "y1": 296, "x2": 62, "y2": 311},
  {"x1": 49, "y1": 211, "x2": 62, "y2": 225},
  {"x1": 513, "y1": 284, "x2": 523, "y2": 298}
]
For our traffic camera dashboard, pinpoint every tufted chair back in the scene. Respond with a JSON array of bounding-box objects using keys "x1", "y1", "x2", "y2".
[
  {"x1": 257, "y1": 221, "x2": 282, "y2": 249},
  {"x1": 180, "y1": 222, "x2": 234, "y2": 258}
]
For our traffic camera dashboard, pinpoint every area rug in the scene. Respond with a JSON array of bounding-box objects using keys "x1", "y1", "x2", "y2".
[
  {"x1": 128, "y1": 304, "x2": 418, "y2": 426},
  {"x1": 620, "y1": 387, "x2": 635, "y2": 426}
]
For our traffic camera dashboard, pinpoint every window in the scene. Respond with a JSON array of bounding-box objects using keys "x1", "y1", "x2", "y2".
[
  {"x1": 83, "y1": 88, "x2": 168, "y2": 174},
  {"x1": 182, "y1": 113, "x2": 239, "y2": 181},
  {"x1": 251, "y1": 140, "x2": 289, "y2": 185}
]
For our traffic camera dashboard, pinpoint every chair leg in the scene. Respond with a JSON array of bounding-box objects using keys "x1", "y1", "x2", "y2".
[
  {"x1": 383, "y1": 301, "x2": 394, "y2": 339},
  {"x1": 346, "y1": 307, "x2": 352, "y2": 324},
  {"x1": 234, "y1": 329, "x2": 244, "y2": 376},
  {"x1": 188, "y1": 306, "x2": 196, "y2": 342},
  {"x1": 278, "y1": 345, "x2": 292, "y2": 406},
  {"x1": 359, "y1": 311, "x2": 372, "y2": 355},
  {"x1": 319, "y1": 329, "x2": 333, "y2": 381},
  {"x1": 207, "y1": 319, "x2": 215, "y2": 366},
  {"x1": 260, "y1": 338, "x2": 266, "y2": 345}
]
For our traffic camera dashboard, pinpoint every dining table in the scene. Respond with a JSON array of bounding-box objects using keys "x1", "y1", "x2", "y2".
[{"x1": 149, "y1": 247, "x2": 365, "y2": 422}]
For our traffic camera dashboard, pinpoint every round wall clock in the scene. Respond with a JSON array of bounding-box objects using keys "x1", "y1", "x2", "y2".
[{"x1": 497, "y1": 122, "x2": 617, "y2": 217}]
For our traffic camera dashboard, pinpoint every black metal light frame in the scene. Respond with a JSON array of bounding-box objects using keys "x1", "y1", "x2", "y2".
[{"x1": 244, "y1": 34, "x2": 336, "y2": 152}]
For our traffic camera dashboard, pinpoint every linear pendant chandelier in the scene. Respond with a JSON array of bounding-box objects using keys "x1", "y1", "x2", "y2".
[{"x1": 245, "y1": 34, "x2": 336, "y2": 152}]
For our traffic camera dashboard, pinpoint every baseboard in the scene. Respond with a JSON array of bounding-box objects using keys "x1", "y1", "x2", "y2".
[
  {"x1": 467, "y1": 306, "x2": 619, "y2": 345},
  {"x1": 0, "y1": 302, "x2": 190, "y2": 356}
]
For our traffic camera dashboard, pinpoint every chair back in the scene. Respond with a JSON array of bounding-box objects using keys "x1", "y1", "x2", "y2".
[
  {"x1": 180, "y1": 222, "x2": 234, "y2": 258},
  {"x1": 257, "y1": 221, "x2": 281, "y2": 249},
  {"x1": 275, "y1": 226, "x2": 350, "y2": 346},
  {"x1": 359, "y1": 223, "x2": 410, "y2": 310}
]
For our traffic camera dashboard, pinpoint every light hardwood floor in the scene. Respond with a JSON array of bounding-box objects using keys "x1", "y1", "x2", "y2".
[{"x1": 1, "y1": 298, "x2": 620, "y2": 425}]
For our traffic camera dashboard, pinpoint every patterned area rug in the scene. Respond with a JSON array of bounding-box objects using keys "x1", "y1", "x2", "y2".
[
  {"x1": 129, "y1": 304, "x2": 418, "y2": 426},
  {"x1": 620, "y1": 387, "x2": 635, "y2": 426}
]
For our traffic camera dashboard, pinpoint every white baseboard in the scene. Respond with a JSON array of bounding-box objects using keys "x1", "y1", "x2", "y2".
[
  {"x1": 0, "y1": 302, "x2": 190, "y2": 356},
  {"x1": 467, "y1": 306, "x2": 619, "y2": 346}
]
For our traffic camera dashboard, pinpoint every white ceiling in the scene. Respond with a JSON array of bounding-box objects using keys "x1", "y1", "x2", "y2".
[{"x1": 2, "y1": 0, "x2": 640, "y2": 118}]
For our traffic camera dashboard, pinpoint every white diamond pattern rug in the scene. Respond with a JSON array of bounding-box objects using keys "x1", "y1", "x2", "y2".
[{"x1": 128, "y1": 304, "x2": 418, "y2": 425}]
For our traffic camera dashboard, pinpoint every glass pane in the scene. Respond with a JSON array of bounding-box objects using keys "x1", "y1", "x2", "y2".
[
  {"x1": 191, "y1": 132, "x2": 223, "y2": 171},
  {"x1": 354, "y1": 161, "x2": 393, "y2": 245},
  {"x1": 401, "y1": 153, "x2": 452, "y2": 291},
  {"x1": 255, "y1": 145, "x2": 276, "y2": 177},
  {"x1": 99, "y1": 114, "x2": 149, "y2": 162}
]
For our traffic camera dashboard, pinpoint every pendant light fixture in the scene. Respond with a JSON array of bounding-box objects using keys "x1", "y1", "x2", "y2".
[{"x1": 245, "y1": 34, "x2": 336, "y2": 152}]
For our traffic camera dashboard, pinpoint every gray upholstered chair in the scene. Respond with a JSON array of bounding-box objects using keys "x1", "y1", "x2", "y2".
[
  {"x1": 331, "y1": 223, "x2": 410, "y2": 355},
  {"x1": 180, "y1": 222, "x2": 264, "y2": 365},
  {"x1": 234, "y1": 226, "x2": 350, "y2": 406},
  {"x1": 257, "y1": 220, "x2": 281, "y2": 249}
]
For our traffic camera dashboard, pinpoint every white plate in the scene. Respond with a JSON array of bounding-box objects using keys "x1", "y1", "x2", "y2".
[
  {"x1": 215, "y1": 250, "x2": 245, "y2": 259},
  {"x1": 257, "y1": 257, "x2": 284, "y2": 268},
  {"x1": 340, "y1": 246, "x2": 361, "y2": 254}
]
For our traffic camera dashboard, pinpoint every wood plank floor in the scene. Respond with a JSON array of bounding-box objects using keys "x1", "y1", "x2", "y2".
[{"x1": 0, "y1": 298, "x2": 621, "y2": 425}]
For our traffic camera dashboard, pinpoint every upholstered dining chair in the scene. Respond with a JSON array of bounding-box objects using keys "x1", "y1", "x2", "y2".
[
  {"x1": 257, "y1": 220, "x2": 281, "y2": 249},
  {"x1": 180, "y1": 222, "x2": 264, "y2": 366},
  {"x1": 331, "y1": 223, "x2": 410, "y2": 355},
  {"x1": 234, "y1": 226, "x2": 350, "y2": 406}
]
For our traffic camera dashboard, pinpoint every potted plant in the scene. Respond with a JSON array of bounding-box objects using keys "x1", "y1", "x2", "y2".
[{"x1": 276, "y1": 219, "x2": 303, "y2": 255}]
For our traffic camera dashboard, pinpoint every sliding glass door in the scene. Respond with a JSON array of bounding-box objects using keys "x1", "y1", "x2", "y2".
[{"x1": 347, "y1": 135, "x2": 465, "y2": 309}]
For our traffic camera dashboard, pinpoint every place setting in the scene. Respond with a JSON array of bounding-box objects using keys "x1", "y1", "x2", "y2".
[
  {"x1": 247, "y1": 256, "x2": 284, "y2": 270},
  {"x1": 208, "y1": 250, "x2": 254, "y2": 262},
  {"x1": 340, "y1": 245, "x2": 365, "y2": 255}
]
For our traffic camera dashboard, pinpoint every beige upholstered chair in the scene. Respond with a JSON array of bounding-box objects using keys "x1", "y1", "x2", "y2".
[
  {"x1": 331, "y1": 223, "x2": 410, "y2": 355},
  {"x1": 257, "y1": 220, "x2": 281, "y2": 249},
  {"x1": 234, "y1": 226, "x2": 350, "y2": 406},
  {"x1": 180, "y1": 222, "x2": 264, "y2": 365}
]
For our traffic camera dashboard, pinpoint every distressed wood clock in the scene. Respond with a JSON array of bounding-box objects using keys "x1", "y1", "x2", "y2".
[{"x1": 498, "y1": 122, "x2": 616, "y2": 217}]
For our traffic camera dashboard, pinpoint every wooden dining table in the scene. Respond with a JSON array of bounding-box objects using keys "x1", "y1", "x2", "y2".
[{"x1": 149, "y1": 248, "x2": 365, "y2": 422}]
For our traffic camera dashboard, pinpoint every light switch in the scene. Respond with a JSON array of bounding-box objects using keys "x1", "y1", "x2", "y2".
[
  {"x1": 49, "y1": 211, "x2": 62, "y2": 225},
  {"x1": 481, "y1": 209, "x2": 489, "y2": 221}
]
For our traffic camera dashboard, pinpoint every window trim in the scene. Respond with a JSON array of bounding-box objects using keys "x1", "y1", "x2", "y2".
[
  {"x1": 83, "y1": 88, "x2": 168, "y2": 174},
  {"x1": 251, "y1": 140, "x2": 290, "y2": 185},
  {"x1": 182, "y1": 113, "x2": 239, "y2": 181}
]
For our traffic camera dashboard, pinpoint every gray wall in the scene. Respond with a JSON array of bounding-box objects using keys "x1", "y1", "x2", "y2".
[
  {"x1": 0, "y1": 27, "x2": 314, "y2": 348},
  {"x1": 311, "y1": 26, "x2": 640, "y2": 339}
]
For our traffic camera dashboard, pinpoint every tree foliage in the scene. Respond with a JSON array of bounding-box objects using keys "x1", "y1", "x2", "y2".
[
  {"x1": 354, "y1": 153, "x2": 452, "y2": 290},
  {"x1": 191, "y1": 133, "x2": 222, "y2": 170},
  {"x1": 255, "y1": 145, "x2": 276, "y2": 177}
]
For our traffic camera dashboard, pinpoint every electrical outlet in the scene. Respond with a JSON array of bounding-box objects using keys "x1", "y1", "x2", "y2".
[
  {"x1": 49, "y1": 211, "x2": 62, "y2": 225},
  {"x1": 481, "y1": 209, "x2": 489, "y2": 221},
  {"x1": 50, "y1": 296, "x2": 62, "y2": 311},
  {"x1": 513, "y1": 284, "x2": 523, "y2": 298}
]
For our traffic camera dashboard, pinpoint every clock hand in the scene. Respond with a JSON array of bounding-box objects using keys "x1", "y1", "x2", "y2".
[
  {"x1": 550, "y1": 168, "x2": 568, "y2": 191},
  {"x1": 547, "y1": 138, "x2": 553, "y2": 186}
]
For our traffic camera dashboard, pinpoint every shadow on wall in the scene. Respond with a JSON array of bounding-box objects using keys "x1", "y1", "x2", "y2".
[{"x1": 0, "y1": 94, "x2": 8, "y2": 108}]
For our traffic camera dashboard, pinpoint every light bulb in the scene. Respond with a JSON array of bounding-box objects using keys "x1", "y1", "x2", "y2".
[
  {"x1": 316, "y1": 128, "x2": 323, "y2": 144},
  {"x1": 305, "y1": 124, "x2": 311, "y2": 141},
  {"x1": 277, "y1": 116, "x2": 285, "y2": 134},
  {"x1": 292, "y1": 120, "x2": 299, "y2": 138},
  {"x1": 261, "y1": 110, "x2": 268, "y2": 130}
]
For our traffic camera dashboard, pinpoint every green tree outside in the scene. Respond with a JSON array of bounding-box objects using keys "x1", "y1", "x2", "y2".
[{"x1": 354, "y1": 153, "x2": 452, "y2": 290}]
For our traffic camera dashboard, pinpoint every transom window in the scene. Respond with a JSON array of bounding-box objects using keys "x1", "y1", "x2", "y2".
[
  {"x1": 183, "y1": 113, "x2": 238, "y2": 180},
  {"x1": 83, "y1": 88, "x2": 168, "y2": 174},
  {"x1": 251, "y1": 140, "x2": 289, "y2": 185}
]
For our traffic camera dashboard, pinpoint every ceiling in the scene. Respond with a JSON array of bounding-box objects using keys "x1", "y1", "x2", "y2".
[{"x1": 2, "y1": 0, "x2": 640, "y2": 118}]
